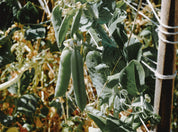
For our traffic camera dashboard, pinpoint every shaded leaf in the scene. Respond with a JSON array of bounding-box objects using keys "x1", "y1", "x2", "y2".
[
  {"x1": 16, "y1": 1, "x2": 39, "y2": 24},
  {"x1": 25, "y1": 26, "x2": 46, "y2": 40},
  {"x1": 92, "y1": 22, "x2": 118, "y2": 48},
  {"x1": 124, "y1": 42, "x2": 142, "y2": 62},
  {"x1": 0, "y1": 0, "x2": 19, "y2": 30},
  {"x1": 107, "y1": 60, "x2": 145, "y2": 96},
  {"x1": 0, "y1": 36, "x2": 15, "y2": 68},
  {"x1": 88, "y1": 113, "x2": 106, "y2": 132},
  {"x1": 112, "y1": 24, "x2": 128, "y2": 49},
  {"x1": 8, "y1": 68, "x2": 35, "y2": 94}
]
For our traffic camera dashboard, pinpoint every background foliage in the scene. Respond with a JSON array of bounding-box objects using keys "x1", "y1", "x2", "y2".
[{"x1": 0, "y1": 0, "x2": 177, "y2": 132}]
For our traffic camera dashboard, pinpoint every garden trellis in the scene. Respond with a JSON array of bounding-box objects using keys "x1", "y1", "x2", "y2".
[{"x1": 124, "y1": 0, "x2": 177, "y2": 131}]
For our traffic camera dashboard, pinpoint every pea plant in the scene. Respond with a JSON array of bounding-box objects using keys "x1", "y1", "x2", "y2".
[{"x1": 0, "y1": 0, "x2": 177, "y2": 132}]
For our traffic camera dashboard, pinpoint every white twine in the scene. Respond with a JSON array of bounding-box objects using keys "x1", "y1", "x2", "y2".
[
  {"x1": 158, "y1": 32, "x2": 178, "y2": 44},
  {"x1": 124, "y1": 0, "x2": 178, "y2": 44},
  {"x1": 145, "y1": 0, "x2": 178, "y2": 29},
  {"x1": 143, "y1": 56, "x2": 157, "y2": 65},
  {"x1": 141, "y1": 60, "x2": 177, "y2": 80},
  {"x1": 157, "y1": 27, "x2": 178, "y2": 36},
  {"x1": 124, "y1": 0, "x2": 159, "y2": 27}
]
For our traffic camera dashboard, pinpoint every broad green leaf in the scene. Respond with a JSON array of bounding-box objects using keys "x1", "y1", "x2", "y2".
[
  {"x1": 107, "y1": 8, "x2": 127, "y2": 48},
  {"x1": 92, "y1": 23, "x2": 118, "y2": 48},
  {"x1": 117, "y1": 0, "x2": 127, "y2": 10},
  {"x1": 25, "y1": 26, "x2": 46, "y2": 40},
  {"x1": 0, "y1": 36, "x2": 15, "y2": 68},
  {"x1": 0, "y1": 0, "x2": 19, "y2": 30},
  {"x1": 86, "y1": 51, "x2": 110, "y2": 95},
  {"x1": 119, "y1": 61, "x2": 141, "y2": 96},
  {"x1": 107, "y1": 60, "x2": 145, "y2": 96},
  {"x1": 86, "y1": 51, "x2": 121, "y2": 104},
  {"x1": 8, "y1": 69, "x2": 35, "y2": 94},
  {"x1": 16, "y1": 1, "x2": 39, "y2": 24},
  {"x1": 104, "y1": 116, "x2": 134, "y2": 132},
  {"x1": 124, "y1": 42, "x2": 142, "y2": 62},
  {"x1": 58, "y1": 9, "x2": 76, "y2": 47},
  {"x1": 100, "y1": 0, "x2": 116, "y2": 12},
  {"x1": 113, "y1": 24, "x2": 128, "y2": 48},
  {"x1": 105, "y1": 118, "x2": 133, "y2": 132},
  {"x1": 88, "y1": 27, "x2": 102, "y2": 46},
  {"x1": 51, "y1": 5, "x2": 62, "y2": 48},
  {"x1": 108, "y1": 16, "x2": 126, "y2": 35},
  {"x1": 151, "y1": 20, "x2": 159, "y2": 48},
  {"x1": 105, "y1": 118, "x2": 122, "y2": 132},
  {"x1": 88, "y1": 108, "x2": 135, "y2": 132},
  {"x1": 88, "y1": 113, "x2": 106, "y2": 132},
  {"x1": 89, "y1": 0, "x2": 115, "y2": 24},
  {"x1": 71, "y1": 8, "x2": 82, "y2": 37},
  {"x1": 97, "y1": 7, "x2": 112, "y2": 24},
  {"x1": 132, "y1": 122, "x2": 141, "y2": 130},
  {"x1": 102, "y1": 45, "x2": 123, "y2": 65}
]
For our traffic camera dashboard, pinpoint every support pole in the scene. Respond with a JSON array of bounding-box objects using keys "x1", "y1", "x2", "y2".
[{"x1": 154, "y1": 0, "x2": 177, "y2": 131}]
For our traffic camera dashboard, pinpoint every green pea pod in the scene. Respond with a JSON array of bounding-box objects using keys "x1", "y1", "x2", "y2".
[
  {"x1": 71, "y1": 47, "x2": 87, "y2": 111},
  {"x1": 55, "y1": 48, "x2": 72, "y2": 97}
]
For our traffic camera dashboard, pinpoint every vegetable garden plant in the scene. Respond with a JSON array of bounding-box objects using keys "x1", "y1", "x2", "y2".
[{"x1": 0, "y1": 0, "x2": 177, "y2": 131}]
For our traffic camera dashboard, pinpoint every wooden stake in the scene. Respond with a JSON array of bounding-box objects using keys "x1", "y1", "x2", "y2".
[{"x1": 154, "y1": 0, "x2": 177, "y2": 131}]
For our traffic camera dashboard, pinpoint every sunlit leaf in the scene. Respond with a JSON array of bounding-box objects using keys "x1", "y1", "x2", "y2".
[
  {"x1": 57, "y1": 9, "x2": 76, "y2": 47},
  {"x1": 51, "y1": 5, "x2": 62, "y2": 47},
  {"x1": 86, "y1": 51, "x2": 110, "y2": 95},
  {"x1": 71, "y1": 8, "x2": 82, "y2": 37}
]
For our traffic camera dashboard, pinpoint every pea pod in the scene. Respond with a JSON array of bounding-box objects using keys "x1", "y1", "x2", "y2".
[
  {"x1": 71, "y1": 47, "x2": 87, "y2": 111},
  {"x1": 55, "y1": 48, "x2": 72, "y2": 97}
]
